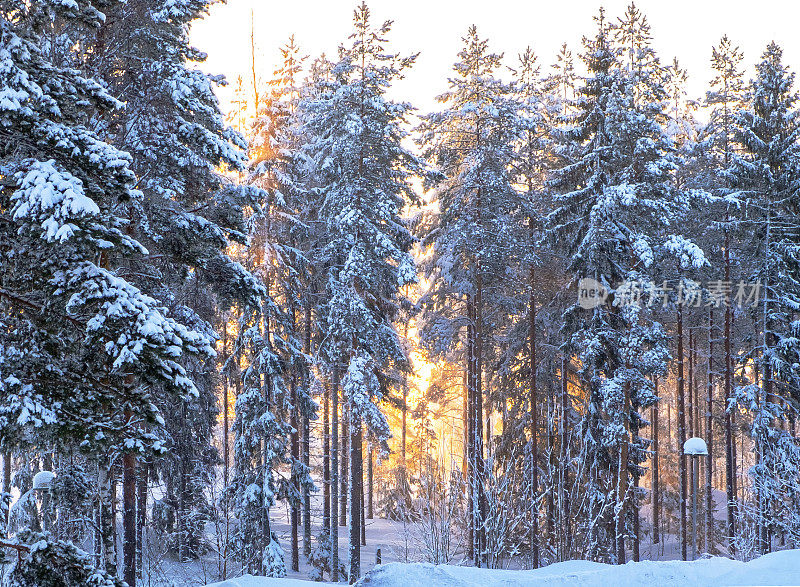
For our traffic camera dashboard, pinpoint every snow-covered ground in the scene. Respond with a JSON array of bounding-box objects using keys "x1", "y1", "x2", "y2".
[{"x1": 205, "y1": 549, "x2": 800, "y2": 587}]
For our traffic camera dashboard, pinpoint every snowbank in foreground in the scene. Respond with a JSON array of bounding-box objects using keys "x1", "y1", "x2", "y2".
[
  {"x1": 205, "y1": 549, "x2": 800, "y2": 587},
  {"x1": 358, "y1": 551, "x2": 800, "y2": 586},
  {"x1": 205, "y1": 577, "x2": 324, "y2": 587}
]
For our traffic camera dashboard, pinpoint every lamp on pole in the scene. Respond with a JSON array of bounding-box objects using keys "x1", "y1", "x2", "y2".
[{"x1": 683, "y1": 437, "x2": 707, "y2": 560}]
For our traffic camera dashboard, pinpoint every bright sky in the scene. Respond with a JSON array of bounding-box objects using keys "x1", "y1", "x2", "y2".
[{"x1": 191, "y1": 0, "x2": 800, "y2": 115}]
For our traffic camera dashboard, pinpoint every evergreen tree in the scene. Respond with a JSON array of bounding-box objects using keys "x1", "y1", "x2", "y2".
[
  {"x1": 0, "y1": 1, "x2": 236, "y2": 583},
  {"x1": 229, "y1": 35, "x2": 318, "y2": 578},
  {"x1": 417, "y1": 25, "x2": 523, "y2": 566},
  {"x1": 701, "y1": 34, "x2": 747, "y2": 553},
  {"x1": 730, "y1": 42, "x2": 800, "y2": 552},
  {"x1": 6, "y1": 530, "x2": 124, "y2": 587},
  {"x1": 301, "y1": 3, "x2": 421, "y2": 580},
  {"x1": 96, "y1": 0, "x2": 264, "y2": 579},
  {"x1": 546, "y1": 8, "x2": 693, "y2": 562}
]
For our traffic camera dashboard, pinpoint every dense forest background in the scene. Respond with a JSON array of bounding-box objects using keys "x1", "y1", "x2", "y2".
[{"x1": 1, "y1": 1, "x2": 800, "y2": 585}]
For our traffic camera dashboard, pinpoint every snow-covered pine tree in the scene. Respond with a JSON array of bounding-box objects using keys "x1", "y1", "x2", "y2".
[
  {"x1": 5, "y1": 529, "x2": 125, "y2": 587},
  {"x1": 0, "y1": 1, "x2": 228, "y2": 583},
  {"x1": 729, "y1": 42, "x2": 800, "y2": 553},
  {"x1": 301, "y1": 3, "x2": 421, "y2": 580},
  {"x1": 235, "y1": 35, "x2": 318, "y2": 576},
  {"x1": 702, "y1": 35, "x2": 747, "y2": 552},
  {"x1": 93, "y1": 0, "x2": 265, "y2": 579},
  {"x1": 510, "y1": 47, "x2": 547, "y2": 568},
  {"x1": 546, "y1": 8, "x2": 693, "y2": 563},
  {"x1": 417, "y1": 25, "x2": 523, "y2": 567}
]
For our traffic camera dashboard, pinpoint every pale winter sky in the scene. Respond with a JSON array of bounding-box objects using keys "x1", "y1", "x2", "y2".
[{"x1": 191, "y1": 0, "x2": 800, "y2": 116}]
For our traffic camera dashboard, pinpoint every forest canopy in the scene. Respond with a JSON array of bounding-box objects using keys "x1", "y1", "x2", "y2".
[{"x1": 1, "y1": 1, "x2": 799, "y2": 585}]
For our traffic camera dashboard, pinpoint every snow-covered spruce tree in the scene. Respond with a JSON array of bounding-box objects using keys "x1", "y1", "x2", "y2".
[
  {"x1": 0, "y1": 0, "x2": 224, "y2": 583},
  {"x1": 94, "y1": 0, "x2": 264, "y2": 577},
  {"x1": 546, "y1": 8, "x2": 698, "y2": 563},
  {"x1": 6, "y1": 529, "x2": 124, "y2": 587},
  {"x1": 254, "y1": 37, "x2": 319, "y2": 573},
  {"x1": 228, "y1": 127, "x2": 293, "y2": 578},
  {"x1": 493, "y1": 46, "x2": 550, "y2": 567},
  {"x1": 301, "y1": 3, "x2": 421, "y2": 581},
  {"x1": 699, "y1": 35, "x2": 747, "y2": 552},
  {"x1": 417, "y1": 26, "x2": 523, "y2": 567},
  {"x1": 729, "y1": 42, "x2": 800, "y2": 554},
  {"x1": 229, "y1": 311, "x2": 290, "y2": 577},
  {"x1": 228, "y1": 36, "x2": 318, "y2": 578}
]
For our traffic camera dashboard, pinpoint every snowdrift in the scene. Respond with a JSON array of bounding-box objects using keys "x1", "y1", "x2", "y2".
[{"x1": 205, "y1": 549, "x2": 800, "y2": 586}]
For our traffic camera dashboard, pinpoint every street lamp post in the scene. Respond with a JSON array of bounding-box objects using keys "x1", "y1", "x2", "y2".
[{"x1": 683, "y1": 437, "x2": 708, "y2": 560}]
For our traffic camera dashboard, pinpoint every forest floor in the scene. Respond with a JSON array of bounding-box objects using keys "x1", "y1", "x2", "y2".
[
  {"x1": 156, "y1": 510, "x2": 440, "y2": 585},
  {"x1": 149, "y1": 481, "x2": 786, "y2": 585},
  {"x1": 163, "y1": 484, "x2": 732, "y2": 583},
  {"x1": 156, "y1": 488, "x2": 797, "y2": 587},
  {"x1": 202, "y1": 549, "x2": 800, "y2": 586}
]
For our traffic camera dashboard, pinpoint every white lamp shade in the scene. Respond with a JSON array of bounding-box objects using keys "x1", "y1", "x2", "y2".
[
  {"x1": 32, "y1": 470, "x2": 55, "y2": 490},
  {"x1": 683, "y1": 437, "x2": 708, "y2": 455}
]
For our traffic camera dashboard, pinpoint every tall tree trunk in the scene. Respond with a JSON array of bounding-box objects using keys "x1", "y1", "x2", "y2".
[
  {"x1": 136, "y1": 458, "x2": 147, "y2": 580},
  {"x1": 706, "y1": 308, "x2": 714, "y2": 554},
  {"x1": 633, "y1": 467, "x2": 640, "y2": 562},
  {"x1": 290, "y1": 372, "x2": 300, "y2": 571},
  {"x1": 529, "y1": 267, "x2": 539, "y2": 568},
  {"x1": 560, "y1": 355, "x2": 570, "y2": 560},
  {"x1": 678, "y1": 303, "x2": 688, "y2": 561},
  {"x1": 303, "y1": 300, "x2": 313, "y2": 557},
  {"x1": 290, "y1": 307, "x2": 300, "y2": 572},
  {"x1": 222, "y1": 320, "x2": 231, "y2": 577},
  {"x1": 547, "y1": 385, "x2": 556, "y2": 548},
  {"x1": 652, "y1": 377, "x2": 660, "y2": 545},
  {"x1": 736, "y1": 411, "x2": 741, "y2": 499},
  {"x1": 630, "y1": 386, "x2": 641, "y2": 563},
  {"x1": 724, "y1": 230, "x2": 736, "y2": 553},
  {"x1": 122, "y1": 434, "x2": 136, "y2": 586},
  {"x1": 222, "y1": 320, "x2": 230, "y2": 492},
  {"x1": 98, "y1": 459, "x2": 116, "y2": 575},
  {"x1": 3, "y1": 452, "x2": 10, "y2": 532},
  {"x1": 466, "y1": 293, "x2": 475, "y2": 562},
  {"x1": 360, "y1": 445, "x2": 366, "y2": 546},
  {"x1": 340, "y1": 395, "x2": 348, "y2": 527},
  {"x1": 349, "y1": 418, "x2": 362, "y2": 583},
  {"x1": 687, "y1": 326, "x2": 695, "y2": 553},
  {"x1": 111, "y1": 471, "x2": 118, "y2": 563},
  {"x1": 367, "y1": 445, "x2": 373, "y2": 519},
  {"x1": 616, "y1": 381, "x2": 630, "y2": 565},
  {"x1": 402, "y1": 315, "x2": 409, "y2": 463},
  {"x1": 323, "y1": 382, "x2": 331, "y2": 533},
  {"x1": 475, "y1": 270, "x2": 486, "y2": 567},
  {"x1": 688, "y1": 328, "x2": 695, "y2": 440},
  {"x1": 759, "y1": 336, "x2": 773, "y2": 555},
  {"x1": 330, "y1": 366, "x2": 340, "y2": 582}
]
